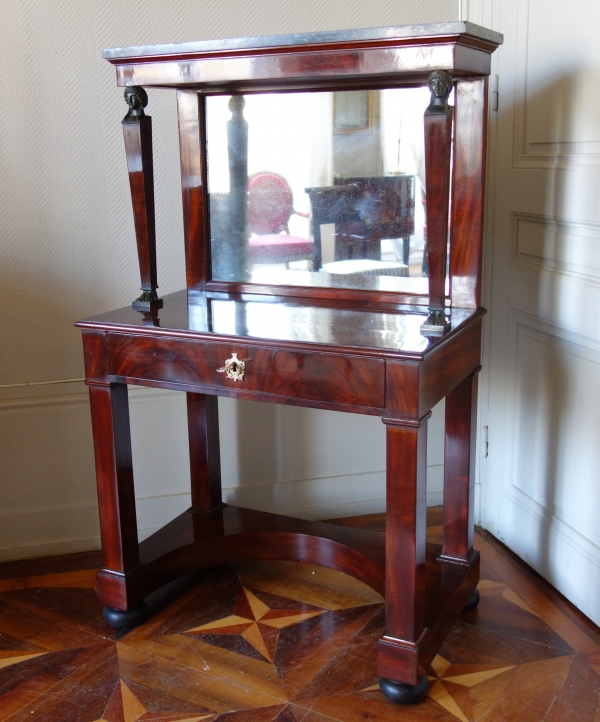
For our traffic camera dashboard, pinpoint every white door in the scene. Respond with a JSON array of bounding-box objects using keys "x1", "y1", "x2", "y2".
[{"x1": 467, "y1": 0, "x2": 600, "y2": 624}]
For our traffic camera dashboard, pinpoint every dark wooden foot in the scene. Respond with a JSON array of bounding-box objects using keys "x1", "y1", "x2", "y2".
[
  {"x1": 379, "y1": 674, "x2": 429, "y2": 705},
  {"x1": 462, "y1": 587, "x2": 480, "y2": 614},
  {"x1": 102, "y1": 571, "x2": 204, "y2": 630},
  {"x1": 103, "y1": 602, "x2": 148, "y2": 629}
]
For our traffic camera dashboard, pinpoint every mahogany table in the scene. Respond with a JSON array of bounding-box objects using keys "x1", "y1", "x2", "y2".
[{"x1": 77, "y1": 22, "x2": 502, "y2": 705}]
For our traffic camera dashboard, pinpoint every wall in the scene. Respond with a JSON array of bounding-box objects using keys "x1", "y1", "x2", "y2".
[{"x1": 0, "y1": 0, "x2": 457, "y2": 561}]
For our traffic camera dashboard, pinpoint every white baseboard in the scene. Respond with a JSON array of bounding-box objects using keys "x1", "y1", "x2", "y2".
[
  {"x1": 0, "y1": 463, "x2": 445, "y2": 559},
  {"x1": 137, "y1": 466, "x2": 444, "y2": 539},
  {"x1": 0, "y1": 385, "x2": 446, "y2": 561},
  {"x1": 0, "y1": 503, "x2": 101, "y2": 562}
]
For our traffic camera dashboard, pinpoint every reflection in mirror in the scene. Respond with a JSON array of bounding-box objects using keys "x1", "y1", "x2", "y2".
[
  {"x1": 207, "y1": 87, "x2": 436, "y2": 293},
  {"x1": 208, "y1": 298, "x2": 430, "y2": 353}
]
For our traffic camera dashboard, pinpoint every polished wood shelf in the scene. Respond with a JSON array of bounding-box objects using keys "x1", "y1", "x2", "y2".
[{"x1": 97, "y1": 502, "x2": 479, "y2": 678}]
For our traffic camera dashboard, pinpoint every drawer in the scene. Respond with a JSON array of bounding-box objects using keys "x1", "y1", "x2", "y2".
[{"x1": 107, "y1": 333, "x2": 385, "y2": 409}]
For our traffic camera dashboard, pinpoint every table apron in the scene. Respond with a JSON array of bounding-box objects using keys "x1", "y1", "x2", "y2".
[{"x1": 106, "y1": 332, "x2": 385, "y2": 410}]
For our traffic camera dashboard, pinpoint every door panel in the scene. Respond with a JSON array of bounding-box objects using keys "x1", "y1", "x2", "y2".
[{"x1": 469, "y1": 0, "x2": 600, "y2": 623}]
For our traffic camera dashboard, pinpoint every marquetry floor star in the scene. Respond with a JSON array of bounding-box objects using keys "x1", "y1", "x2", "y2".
[
  {"x1": 184, "y1": 586, "x2": 324, "y2": 662},
  {"x1": 93, "y1": 680, "x2": 213, "y2": 722},
  {"x1": 0, "y1": 651, "x2": 48, "y2": 669},
  {"x1": 427, "y1": 653, "x2": 515, "y2": 722}
]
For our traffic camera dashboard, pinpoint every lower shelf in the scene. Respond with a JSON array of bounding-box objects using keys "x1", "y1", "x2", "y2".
[
  {"x1": 99, "y1": 505, "x2": 386, "y2": 608},
  {"x1": 97, "y1": 504, "x2": 479, "y2": 683}
]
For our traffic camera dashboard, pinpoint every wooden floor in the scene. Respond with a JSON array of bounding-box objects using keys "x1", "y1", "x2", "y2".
[{"x1": 0, "y1": 511, "x2": 599, "y2": 721}]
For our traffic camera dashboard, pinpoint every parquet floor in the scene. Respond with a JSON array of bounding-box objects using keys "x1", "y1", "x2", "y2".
[{"x1": 0, "y1": 513, "x2": 599, "y2": 721}]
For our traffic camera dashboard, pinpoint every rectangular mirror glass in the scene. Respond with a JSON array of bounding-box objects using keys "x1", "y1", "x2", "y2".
[{"x1": 207, "y1": 87, "x2": 434, "y2": 293}]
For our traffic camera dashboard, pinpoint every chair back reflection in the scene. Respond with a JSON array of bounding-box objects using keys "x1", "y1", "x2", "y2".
[{"x1": 247, "y1": 171, "x2": 312, "y2": 266}]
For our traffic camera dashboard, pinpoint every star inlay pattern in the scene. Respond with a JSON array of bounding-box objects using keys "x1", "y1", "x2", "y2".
[
  {"x1": 184, "y1": 586, "x2": 325, "y2": 662},
  {"x1": 0, "y1": 525, "x2": 598, "y2": 721}
]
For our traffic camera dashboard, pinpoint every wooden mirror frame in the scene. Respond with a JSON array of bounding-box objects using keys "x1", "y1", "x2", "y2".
[{"x1": 106, "y1": 22, "x2": 501, "y2": 332}]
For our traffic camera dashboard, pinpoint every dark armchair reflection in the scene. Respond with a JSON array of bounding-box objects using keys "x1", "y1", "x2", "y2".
[{"x1": 305, "y1": 175, "x2": 414, "y2": 276}]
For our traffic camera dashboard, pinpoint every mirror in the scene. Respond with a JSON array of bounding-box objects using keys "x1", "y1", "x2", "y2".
[{"x1": 207, "y1": 87, "x2": 434, "y2": 293}]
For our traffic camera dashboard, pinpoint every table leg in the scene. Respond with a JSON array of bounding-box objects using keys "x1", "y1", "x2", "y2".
[
  {"x1": 187, "y1": 392, "x2": 223, "y2": 512},
  {"x1": 378, "y1": 419, "x2": 429, "y2": 704},
  {"x1": 88, "y1": 383, "x2": 147, "y2": 627},
  {"x1": 441, "y1": 371, "x2": 480, "y2": 612},
  {"x1": 402, "y1": 236, "x2": 410, "y2": 266}
]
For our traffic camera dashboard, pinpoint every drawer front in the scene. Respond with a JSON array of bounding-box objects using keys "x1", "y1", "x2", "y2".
[{"x1": 107, "y1": 333, "x2": 385, "y2": 409}]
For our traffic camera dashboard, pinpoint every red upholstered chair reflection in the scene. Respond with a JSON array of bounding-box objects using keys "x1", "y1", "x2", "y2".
[{"x1": 247, "y1": 171, "x2": 312, "y2": 266}]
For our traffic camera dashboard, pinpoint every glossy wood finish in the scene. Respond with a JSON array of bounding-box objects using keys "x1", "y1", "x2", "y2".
[
  {"x1": 122, "y1": 88, "x2": 160, "y2": 308},
  {"x1": 79, "y1": 292, "x2": 484, "y2": 678},
  {"x1": 79, "y1": 289, "x2": 484, "y2": 356},
  {"x1": 111, "y1": 25, "x2": 499, "y2": 313},
  {"x1": 423, "y1": 71, "x2": 453, "y2": 322},
  {"x1": 177, "y1": 90, "x2": 210, "y2": 290},
  {"x1": 378, "y1": 421, "x2": 428, "y2": 685},
  {"x1": 187, "y1": 392, "x2": 223, "y2": 513},
  {"x1": 441, "y1": 370, "x2": 478, "y2": 564},
  {"x1": 450, "y1": 77, "x2": 488, "y2": 309},
  {"x1": 109, "y1": 40, "x2": 496, "y2": 91},
  {"x1": 78, "y1": 275, "x2": 484, "y2": 693},
  {"x1": 107, "y1": 333, "x2": 385, "y2": 410},
  {"x1": 383, "y1": 315, "x2": 483, "y2": 422},
  {"x1": 88, "y1": 382, "x2": 139, "y2": 575},
  {"x1": 208, "y1": 279, "x2": 431, "y2": 306},
  {"x1": 97, "y1": 506, "x2": 385, "y2": 609}
]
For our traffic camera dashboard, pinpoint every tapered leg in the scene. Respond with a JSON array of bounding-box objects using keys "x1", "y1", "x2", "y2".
[
  {"x1": 187, "y1": 392, "x2": 223, "y2": 513},
  {"x1": 441, "y1": 372, "x2": 478, "y2": 564},
  {"x1": 378, "y1": 419, "x2": 428, "y2": 702},
  {"x1": 89, "y1": 383, "x2": 145, "y2": 624}
]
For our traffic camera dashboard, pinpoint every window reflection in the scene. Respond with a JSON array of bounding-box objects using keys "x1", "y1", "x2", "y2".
[
  {"x1": 207, "y1": 87, "x2": 433, "y2": 291},
  {"x1": 207, "y1": 299, "x2": 430, "y2": 352}
]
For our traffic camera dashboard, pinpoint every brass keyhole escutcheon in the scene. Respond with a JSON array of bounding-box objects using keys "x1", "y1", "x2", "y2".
[{"x1": 217, "y1": 352, "x2": 246, "y2": 382}]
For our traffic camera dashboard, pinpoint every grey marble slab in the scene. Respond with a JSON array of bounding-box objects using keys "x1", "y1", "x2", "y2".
[{"x1": 103, "y1": 22, "x2": 503, "y2": 60}]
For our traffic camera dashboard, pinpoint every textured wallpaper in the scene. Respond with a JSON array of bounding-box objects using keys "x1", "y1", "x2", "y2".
[{"x1": 0, "y1": 0, "x2": 457, "y2": 386}]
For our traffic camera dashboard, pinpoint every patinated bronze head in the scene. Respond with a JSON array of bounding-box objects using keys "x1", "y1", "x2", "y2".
[
  {"x1": 426, "y1": 70, "x2": 453, "y2": 113},
  {"x1": 123, "y1": 86, "x2": 148, "y2": 119}
]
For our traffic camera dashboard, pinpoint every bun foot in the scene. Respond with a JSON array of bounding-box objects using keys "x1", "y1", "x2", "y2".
[
  {"x1": 462, "y1": 588, "x2": 480, "y2": 614},
  {"x1": 103, "y1": 602, "x2": 148, "y2": 630},
  {"x1": 379, "y1": 674, "x2": 429, "y2": 705}
]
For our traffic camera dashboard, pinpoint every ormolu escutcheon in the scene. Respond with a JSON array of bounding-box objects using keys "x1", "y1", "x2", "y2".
[{"x1": 217, "y1": 352, "x2": 246, "y2": 382}]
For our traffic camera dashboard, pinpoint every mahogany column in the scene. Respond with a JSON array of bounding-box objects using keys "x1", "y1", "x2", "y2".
[
  {"x1": 122, "y1": 86, "x2": 161, "y2": 310},
  {"x1": 377, "y1": 417, "x2": 429, "y2": 701},
  {"x1": 450, "y1": 77, "x2": 488, "y2": 309},
  {"x1": 187, "y1": 393, "x2": 223, "y2": 513},
  {"x1": 422, "y1": 70, "x2": 454, "y2": 335},
  {"x1": 82, "y1": 330, "x2": 143, "y2": 621},
  {"x1": 440, "y1": 371, "x2": 479, "y2": 564},
  {"x1": 177, "y1": 90, "x2": 210, "y2": 290},
  {"x1": 89, "y1": 383, "x2": 138, "y2": 577}
]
